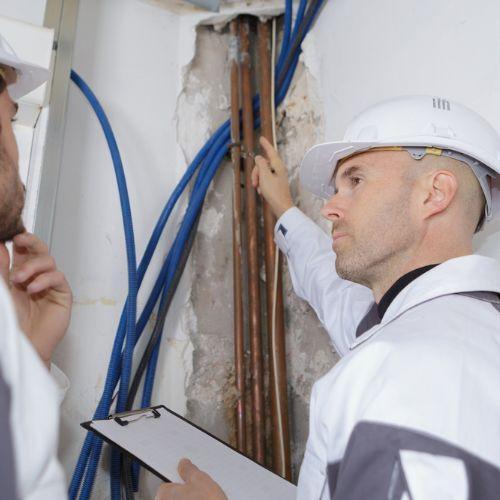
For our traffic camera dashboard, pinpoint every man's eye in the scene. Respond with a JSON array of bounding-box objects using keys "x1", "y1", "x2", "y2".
[
  {"x1": 10, "y1": 118, "x2": 17, "y2": 123},
  {"x1": 350, "y1": 176, "x2": 362, "y2": 186}
]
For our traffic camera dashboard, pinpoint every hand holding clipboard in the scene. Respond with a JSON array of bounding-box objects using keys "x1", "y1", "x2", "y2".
[
  {"x1": 83, "y1": 405, "x2": 296, "y2": 500},
  {"x1": 155, "y1": 458, "x2": 228, "y2": 499}
]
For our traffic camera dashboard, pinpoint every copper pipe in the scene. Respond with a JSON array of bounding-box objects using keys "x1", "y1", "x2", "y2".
[
  {"x1": 257, "y1": 20, "x2": 291, "y2": 480},
  {"x1": 229, "y1": 19, "x2": 246, "y2": 455},
  {"x1": 240, "y1": 17, "x2": 265, "y2": 464}
]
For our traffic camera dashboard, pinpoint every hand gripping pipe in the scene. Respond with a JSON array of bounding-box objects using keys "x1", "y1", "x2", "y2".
[{"x1": 69, "y1": 0, "x2": 325, "y2": 497}]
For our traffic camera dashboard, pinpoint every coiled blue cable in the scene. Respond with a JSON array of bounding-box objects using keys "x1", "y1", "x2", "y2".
[
  {"x1": 69, "y1": 0, "x2": 326, "y2": 497},
  {"x1": 140, "y1": 142, "x2": 229, "y2": 406},
  {"x1": 138, "y1": 0, "x2": 315, "y2": 476},
  {"x1": 83, "y1": 0, "x2": 308, "y2": 496},
  {"x1": 139, "y1": 0, "x2": 321, "y2": 451},
  {"x1": 68, "y1": 108, "x2": 229, "y2": 500}
]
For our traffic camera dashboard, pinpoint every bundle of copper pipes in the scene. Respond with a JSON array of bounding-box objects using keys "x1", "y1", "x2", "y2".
[{"x1": 229, "y1": 16, "x2": 291, "y2": 480}]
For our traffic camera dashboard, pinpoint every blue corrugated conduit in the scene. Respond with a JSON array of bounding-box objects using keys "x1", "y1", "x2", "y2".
[{"x1": 69, "y1": 0, "x2": 325, "y2": 498}]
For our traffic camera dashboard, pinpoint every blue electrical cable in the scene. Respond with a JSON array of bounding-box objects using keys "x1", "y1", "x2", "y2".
[
  {"x1": 69, "y1": 0, "x2": 326, "y2": 497},
  {"x1": 137, "y1": 0, "x2": 316, "y2": 483},
  {"x1": 68, "y1": 70, "x2": 138, "y2": 500},
  {"x1": 277, "y1": 0, "x2": 293, "y2": 70},
  {"x1": 71, "y1": 125, "x2": 231, "y2": 500},
  {"x1": 79, "y1": 0, "x2": 308, "y2": 492},
  {"x1": 69, "y1": 115, "x2": 229, "y2": 500},
  {"x1": 139, "y1": 0, "x2": 322, "y2": 445},
  {"x1": 140, "y1": 143, "x2": 229, "y2": 405}
]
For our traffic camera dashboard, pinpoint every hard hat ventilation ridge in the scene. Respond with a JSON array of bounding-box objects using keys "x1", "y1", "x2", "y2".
[{"x1": 433, "y1": 97, "x2": 451, "y2": 111}]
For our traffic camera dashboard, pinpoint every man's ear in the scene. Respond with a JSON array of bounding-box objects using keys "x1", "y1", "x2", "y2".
[{"x1": 421, "y1": 170, "x2": 458, "y2": 220}]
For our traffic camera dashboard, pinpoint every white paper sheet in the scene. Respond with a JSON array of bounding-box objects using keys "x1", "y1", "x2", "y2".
[{"x1": 89, "y1": 406, "x2": 297, "y2": 500}]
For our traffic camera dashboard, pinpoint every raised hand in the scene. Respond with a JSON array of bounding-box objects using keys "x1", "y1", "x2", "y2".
[
  {"x1": 252, "y1": 136, "x2": 294, "y2": 219},
  {"x1": 0, "y1": 232, "x2": 72, "y2": 367}
]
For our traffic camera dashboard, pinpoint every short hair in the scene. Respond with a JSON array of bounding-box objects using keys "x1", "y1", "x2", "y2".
[{"x1": 407, "y1": 154, "x2": 485, "y2": 232}]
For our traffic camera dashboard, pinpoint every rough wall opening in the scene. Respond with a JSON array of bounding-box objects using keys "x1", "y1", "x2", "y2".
[{"x1": 176, "y1": 21, "x2": 338, "y2": 480}]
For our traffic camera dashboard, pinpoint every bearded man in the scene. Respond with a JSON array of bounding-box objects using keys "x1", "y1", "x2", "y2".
[{"x1": 0, "y1": 34, "x2": 72, "y2": 500}]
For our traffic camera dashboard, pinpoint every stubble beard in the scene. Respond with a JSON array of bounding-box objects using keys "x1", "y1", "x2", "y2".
[
  {"x1": 0, "y1": 204, "x2": 25, "y2": 242},
  {"x1": 0, "y1": 145, "x2": 25, "y2": 242},
  {"x1": 334, "y1": 190, "x2": 415, "y2": 288}
]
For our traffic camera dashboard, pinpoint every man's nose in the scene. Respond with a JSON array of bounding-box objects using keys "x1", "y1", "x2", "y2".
[{"x1": 320, "y1": 193, "x2": 344, "y2": 222}]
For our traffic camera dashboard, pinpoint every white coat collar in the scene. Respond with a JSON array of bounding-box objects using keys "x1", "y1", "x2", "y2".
[{"x1": 350, "y1": 254, "x2": 500, "y2": 350}]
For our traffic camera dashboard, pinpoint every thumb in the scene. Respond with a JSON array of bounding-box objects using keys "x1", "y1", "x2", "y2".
[
  {"x1": 178, "y1": 458, "x2": 199, "y2": 483},
  {"x1": 251, "y1": 165, "x2": 259, "y2": 188},
  {"x1": 0, "y1": 243, "x2": 10, "y2": 284}
]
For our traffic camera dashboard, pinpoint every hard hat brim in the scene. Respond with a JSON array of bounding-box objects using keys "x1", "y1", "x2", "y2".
[
  {"x1": 0, "y1": 52, "x2": 49, "y2": 100},
  {"x1": 300, "y1": 137, "x2": 499, "y2": 200}
]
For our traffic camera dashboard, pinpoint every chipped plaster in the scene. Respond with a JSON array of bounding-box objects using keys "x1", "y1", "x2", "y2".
[{"x1": 175, "y1": 21, "x2": 339, "y2": 480}]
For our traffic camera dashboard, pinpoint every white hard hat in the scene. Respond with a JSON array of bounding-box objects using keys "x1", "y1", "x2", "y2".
[
  {"x1": 0, "y1": 32, "x2": 49, "y2": 100},
  {"x1": 300, "y1": 95, "x2": 500, "y2": 222}
]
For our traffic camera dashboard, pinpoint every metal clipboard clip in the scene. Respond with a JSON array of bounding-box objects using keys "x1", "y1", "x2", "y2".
[{"x1": 108, "y1": 407, "x2": 161, "y2": 427}]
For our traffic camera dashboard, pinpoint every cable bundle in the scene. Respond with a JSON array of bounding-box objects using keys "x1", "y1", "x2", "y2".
[{"x1": 69, "y1": 1, "x2": 325, "y2": 498}]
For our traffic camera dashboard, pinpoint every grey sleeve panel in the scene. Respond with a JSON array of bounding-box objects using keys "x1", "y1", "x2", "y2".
[
  {"x1": 0, "y1": 371, "x2": 18, "y2": 500},
  {"x1": 328, "y1": 421, "x2": 500, "y2": 500},
  {"x1": 457, "y1": 291, "x2": 500, "y2": 313}
]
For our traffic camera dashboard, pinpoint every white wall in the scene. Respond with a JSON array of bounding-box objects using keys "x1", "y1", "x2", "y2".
[
  {"x1": 51, "y1": 0, "x2": 191, "y2": 497},
  {"x1": 303, "y1": 0, "x2": 500, "y2": 255}
]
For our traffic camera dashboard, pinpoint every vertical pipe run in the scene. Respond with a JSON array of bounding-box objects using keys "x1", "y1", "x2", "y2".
[
  {"x1": 257, "y1": 20, "x2": 292, "y2": 479},
  {"x1": 229, "y1": 19, "x2": 247, "y2": 455},
  {"x1": 240, "y1": 17, "x2": 265, "y2": 464}
]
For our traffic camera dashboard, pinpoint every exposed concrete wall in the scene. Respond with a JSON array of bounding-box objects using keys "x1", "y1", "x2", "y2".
[
  {"x1": 178, "y1": 26, "x2": 235, "y2": 443},
  {"x1": 178, "y1": 25, "x2": 338, "y2": 480}
]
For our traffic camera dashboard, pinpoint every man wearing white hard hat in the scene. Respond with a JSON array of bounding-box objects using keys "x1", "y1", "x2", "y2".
[
  {"x1": 156, "y1": 95, "x2": 500, "y2": 500},
  {"x1": 0, "y1": 33, "x2": 72, "y2": 499},
  {"x1": 251, "y1": 95, "x2": 500, "y2": 499}
]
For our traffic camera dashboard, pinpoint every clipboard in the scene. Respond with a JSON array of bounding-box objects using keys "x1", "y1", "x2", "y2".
[{"x1": 82, "y1": 405, "x2": 297, "y2": 499}]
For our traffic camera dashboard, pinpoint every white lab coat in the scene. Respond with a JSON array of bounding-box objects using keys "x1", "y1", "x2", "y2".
[
  {"x1": 275, "y1": 208, "x2": 500, "y2": 500},
  {"x1": 0, "y1": 277, "x2": 68, "y2": 499}
]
